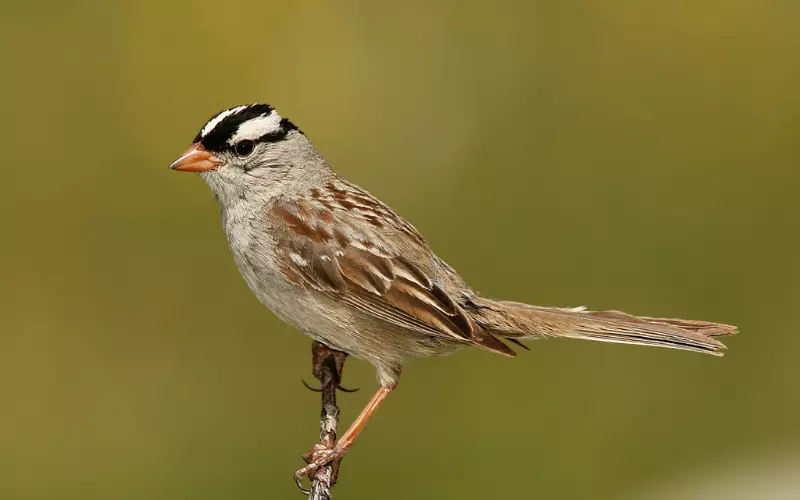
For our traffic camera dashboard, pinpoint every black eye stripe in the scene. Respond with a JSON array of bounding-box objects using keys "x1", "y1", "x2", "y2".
[
  {"x1": 256, "y1": 130, "x2": 288, "y2": 143},
  {"x1": 229, "y1": 126, "x2": 299, "y2": 162},
  {"x1": 238, "y1": 126, "x2": 296, "y2": 147}
]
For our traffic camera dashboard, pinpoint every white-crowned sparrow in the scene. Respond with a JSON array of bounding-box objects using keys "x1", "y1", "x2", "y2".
[{"x1": 170, "y1": 103, "x2": 736, "y2": 482}]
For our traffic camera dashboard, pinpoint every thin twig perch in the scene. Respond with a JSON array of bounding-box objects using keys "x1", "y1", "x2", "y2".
[{"x1": 302, "y1": 341, "x2": 349, "y2": 499}]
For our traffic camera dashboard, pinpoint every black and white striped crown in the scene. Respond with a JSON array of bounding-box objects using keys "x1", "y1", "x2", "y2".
[{"x1": 194, "y1": 104, "x2": 300, "y2": 152}]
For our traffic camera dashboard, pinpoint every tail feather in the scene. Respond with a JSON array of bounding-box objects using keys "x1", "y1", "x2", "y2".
[{"x1": 471, "y1": 299, "x2": 736, "y2": 356}]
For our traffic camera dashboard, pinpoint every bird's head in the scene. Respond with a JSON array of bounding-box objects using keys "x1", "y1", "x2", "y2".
[{"x1": 170, "y1": 104, "x2": 321, "y2": 203}]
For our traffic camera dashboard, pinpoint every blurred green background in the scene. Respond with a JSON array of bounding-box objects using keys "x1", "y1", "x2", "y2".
[{"x1": 1, "y1": 1, "x2": 799, "y2": 499}]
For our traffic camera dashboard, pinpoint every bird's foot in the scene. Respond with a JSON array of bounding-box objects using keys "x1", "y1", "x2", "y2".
[{"x1": 294, "y1": 442, "x2": 345, "y2": 493}]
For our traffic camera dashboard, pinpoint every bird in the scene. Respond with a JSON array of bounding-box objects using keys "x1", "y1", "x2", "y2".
[{"x1": 170, "y1": 103, "x2": 737, "y2": 484}]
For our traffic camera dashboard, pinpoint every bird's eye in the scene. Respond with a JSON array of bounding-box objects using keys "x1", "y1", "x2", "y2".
[{"x1": 235, "y1": 140, "x2": 254, "y2": 157}]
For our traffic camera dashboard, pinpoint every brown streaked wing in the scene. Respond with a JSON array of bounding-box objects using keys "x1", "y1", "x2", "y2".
[{"x1": 268, "y1": 198, "x2": 481, "y2": 344}]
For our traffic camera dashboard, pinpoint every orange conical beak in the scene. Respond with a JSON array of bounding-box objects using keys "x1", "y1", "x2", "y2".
[{"x1": 169, "y1": 143, "x2": 224, "y2": 172}]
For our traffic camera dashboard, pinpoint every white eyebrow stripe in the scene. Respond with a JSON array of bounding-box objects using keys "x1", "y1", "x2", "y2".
[
  {"x1": 228, "y1": 111, "x2": 283, "y2": 144},
  {"x1": 200, "y1": 105, "x2": 247, "y2": 138}
]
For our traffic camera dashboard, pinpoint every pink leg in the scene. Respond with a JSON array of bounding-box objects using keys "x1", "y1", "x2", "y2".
[{"x1": 295, "y1": 387, "x2": 393, "y2": 482}]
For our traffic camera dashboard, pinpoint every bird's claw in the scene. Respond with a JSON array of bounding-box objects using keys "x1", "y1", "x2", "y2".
[
  {"x1": 301, "y1": 378, "x2": 359, "y2": 393},
  {"x1": 293, "y1": 443, "x2": 344, "y2": 493}
]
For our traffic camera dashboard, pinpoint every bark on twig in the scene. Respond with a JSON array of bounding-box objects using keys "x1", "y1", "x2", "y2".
[{"x1": 306, "y1": 341, "x2": 349, "y2": 500}]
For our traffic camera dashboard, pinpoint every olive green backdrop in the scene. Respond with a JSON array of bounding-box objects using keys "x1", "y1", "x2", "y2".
[{"x1": 1, "y1": 1, "x2": 798, "y2": 499}]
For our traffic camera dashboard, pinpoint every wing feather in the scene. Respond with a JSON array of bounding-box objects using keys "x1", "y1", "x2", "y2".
[{"x1": 269, "y1": 193, "x2": 482, "y2": 345}]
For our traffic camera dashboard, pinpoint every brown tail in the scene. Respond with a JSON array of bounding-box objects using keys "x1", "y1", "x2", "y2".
[{"x1": 471, "y1": 298, "x2": 737, "y2": 355}]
